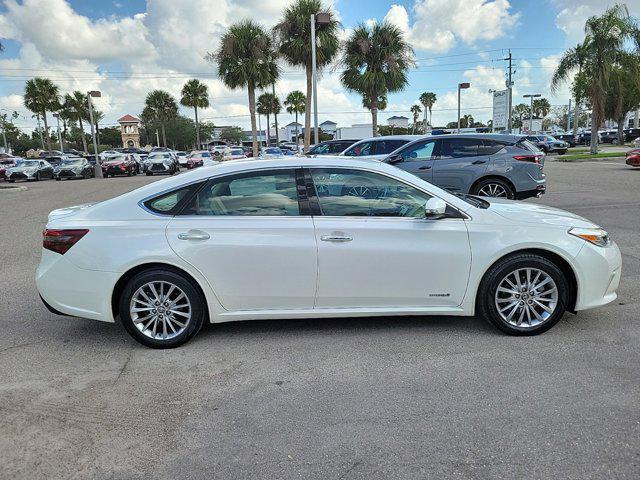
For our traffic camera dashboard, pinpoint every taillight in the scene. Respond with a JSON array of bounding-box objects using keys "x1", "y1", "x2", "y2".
[
  {"x1": 43, "y1": 229, "x2": 89, "y2": 255},
  {"x1": 513, "y1": 155, "x2": 541, "y2": 164}
]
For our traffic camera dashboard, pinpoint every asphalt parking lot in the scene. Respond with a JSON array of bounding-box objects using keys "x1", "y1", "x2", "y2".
[{"x1": 1, "y1": 160, "x2": 639, "y2": 479}]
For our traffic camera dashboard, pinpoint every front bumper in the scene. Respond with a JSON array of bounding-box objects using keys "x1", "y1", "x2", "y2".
[
  {"x1": 625, "y1": 156, "x2": 640, "y2": 167},
  {"x1": 55, "y1": 169, "x2": 83, "y2": 179},
  {"x1": 147, "y1": 163, "x2": 172, "y2": 173},
  {"x1": 573, "y1": 240, "x2": 622, "y2": 311},
  {"x1": 102, "y1": 166, "x2": 130, "y2": 176}
]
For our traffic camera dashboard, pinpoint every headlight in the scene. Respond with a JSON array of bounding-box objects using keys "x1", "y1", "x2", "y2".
[
  {"x1": 569, "y1": 227, "x2": 611, "y2": 247},
  {"x1": 163, "y1": 160, "x2": 172, "y2": 166}
]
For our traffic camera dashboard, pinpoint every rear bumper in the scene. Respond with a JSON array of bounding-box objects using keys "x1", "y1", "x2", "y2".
[{"x1": 36, "y1": 249, "x2": 118, "y2": 322}]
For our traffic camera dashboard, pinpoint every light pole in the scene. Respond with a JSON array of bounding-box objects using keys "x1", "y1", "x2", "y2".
[
  {"x1": 310, "y1": 12, "x2": 331, "y2": 146},
  {"x1": 53, "y1": 113, "x2": 64, "y2": 152},
  {"x1": 87, "y1": 90, "x2": 102, "y2": 178},
  {"x1": 155, "y1": 129, "x2": 160, "y2": 147},
  {"x1": 523, "y1": 93, "x2": 541, "y2": 133},
  {"x1": 457, "y1": 82, "x2": 470, "y2": 133}
]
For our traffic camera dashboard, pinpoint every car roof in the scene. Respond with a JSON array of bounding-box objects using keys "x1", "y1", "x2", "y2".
[{"x1": 352, "y1": 135, "x2": 423, "y2": 143}]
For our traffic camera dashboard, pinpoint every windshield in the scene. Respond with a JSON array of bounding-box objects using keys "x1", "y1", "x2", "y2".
[
  {"x1": 149, "y1": 154, "x2": 169, "y2": 160},
  {"x1": 229, "y1": 149, "x2": 244, "y2": 155},
  {"x1": 263, "y1": 148, "x2": 282, "y2": 154},
  {"x1": 61, "y1": 159, "x2": 83, "y2": 166},
  {"x1": 18, "y1": 160, "x2": 39, "y2": 167}
]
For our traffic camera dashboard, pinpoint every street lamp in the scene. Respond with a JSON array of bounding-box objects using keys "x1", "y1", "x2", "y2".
[
  {"x1": 52, "y1": 112, "x2": 64, "y2": 153},
  {"x1": 457, "y1": 82, "x2": 470, "y2": 133},
  {"x1": 523, "y1": 93, "x2": 541, "y2": 133},
  {"x1": 310, "y1": 12, "x2": 331, "y2": 147},
  {"x1": 87, "y1": 90, "x2": 102, "y2": 178}
]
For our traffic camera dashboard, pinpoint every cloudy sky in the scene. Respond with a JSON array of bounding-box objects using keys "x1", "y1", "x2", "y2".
[{"x1": 0, "y1": 0, "x2": 638, "y2": 133}]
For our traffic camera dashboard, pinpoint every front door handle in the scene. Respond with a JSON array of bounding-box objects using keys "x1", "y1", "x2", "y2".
[
  {"x1": 472, "y1": 160, "x2": 486, "y2": 165},
  {"x1": 418, "y1": 165, "x2": 432, "y2": 170},
  {"x1": 320, "y1": 235, "x2": 353, "y2": 243},
  {"x1": 177, "y1": 230, "x2": 210, "y2": 241}
]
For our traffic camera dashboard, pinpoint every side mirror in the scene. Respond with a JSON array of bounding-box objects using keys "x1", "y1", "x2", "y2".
[
  {"x1": 424, "y1": 197, "x2": 447, "y2": 219},
  {"x1": 387, "y1": 153, "x2": 403, "y2": 164}
]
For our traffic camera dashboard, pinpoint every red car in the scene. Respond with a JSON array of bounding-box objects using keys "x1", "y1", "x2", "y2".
[
  {"x1": 0, "y1": 158, "x2": 19, "y2": 181},
  {"x1": 101, "y1": 155, "x2": 138, "y2": 177},
  {"x1": 626, "y1": 148, "x2": 640, "y2": 167}
]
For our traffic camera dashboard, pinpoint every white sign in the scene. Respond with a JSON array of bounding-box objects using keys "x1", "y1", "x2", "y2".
[{"x1": 492, "y1": 89, "x2": 510, "y2": 130}]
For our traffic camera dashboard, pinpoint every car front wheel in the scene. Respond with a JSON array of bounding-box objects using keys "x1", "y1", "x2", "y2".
[
  {"x1": 119, "y1": 269, "x2": 206, "y2": 348},
  {"x1": 477, "y1": 253, "x2": 568, "y2": 335},
  {"x1": 472, "y1": 178, "x2": 515, "y2": 199}
]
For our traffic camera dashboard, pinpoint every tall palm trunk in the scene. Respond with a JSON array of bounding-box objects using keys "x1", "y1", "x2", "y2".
[
  {"x1": 42, "y1": 111, "x2": 52, "y2": 152},
  {"x1": 161, "y1": 124, "x2": 167, "y2": 147},
  {"x1": 590, "y1": 109, "x2": 599, "y2": 155},
  {"x1": 248, "y1": 84, "x2": 258, "y2": 157},
  {"x1": 429, "y1": 108, "x2": 433, "y2": 127},
  {"x1": 423, "y1": 108, "x2": 427, "y2": 132},
  {"x1": 294, "y1": 111, "x2": 299, "y2": 145},
  {"x1": 265, "y1": 113, "x2": 271, "y2": 146},
  {"x1": 95, "y1": 121, "x2": 101, "y2": 145},
  {"x1": 572, "y1": 100, "x2": 580, "y2": 139},
  {"x1": 194, "y1": 106, "x2": 200, "y2": 149},
  {"x1": 272, "y1": 84, "x2": 279, "y2": 145},
  {"x1": 78, "y1": 117, "x2": 88, "y2": 153},
  {"x1": 304, "y1": 62, "x2": 312, "y2": 151},
  {"x1": 371, "y1": 101, "x2": 378, "y2": 137}
]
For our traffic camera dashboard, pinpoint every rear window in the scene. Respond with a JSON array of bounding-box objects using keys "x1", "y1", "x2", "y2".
[
  {"x1": 143, "y1": 182, "x2": 204, "y2": 215},
  {"x1": 374, "y1": 139, "x2": 409, "y2": 155}
]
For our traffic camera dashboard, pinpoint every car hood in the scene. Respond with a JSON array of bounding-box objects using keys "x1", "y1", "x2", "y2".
[
  {"x1": 103, "y1": 160, "x2": 126, "y2": 166},
  {"x1": 8, "y1": 165, "x2": 37, "y2": 172},
  {"x1": 487, "y1": 198, "x2": 597, "y2": 228}
]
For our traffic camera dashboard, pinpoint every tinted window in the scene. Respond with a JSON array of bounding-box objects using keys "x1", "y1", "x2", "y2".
[
  {"x1": 439, "y1": 138, "x2": 483, "y2": 158},
  {"x1": 144, "y1": 183, "x2": 203, "y2": 215},
  {"x1": 400, "y1": 139, "x2": 437, "y2": 161},
  {"x1": 478, "y1": 140, "x2": 507, "y2": 155},
  {"x1": 311, "y1": 143, "x2": 330, "y2": 154},
  {"x1": 343, "y1": 141, "x2": 373, "y2": 156},
  {"x1": 192, "y1": 170, "x2": 299, "y2": 216},
  {"x1": 331, "y1": 142, "x2": 352, "y2": 153},
  {"x1": 310, "y1": 168, "x2": 432, "y2": 217},
  {"x1": 374, "y1": 139, "x2": 409, "y2": 155}
]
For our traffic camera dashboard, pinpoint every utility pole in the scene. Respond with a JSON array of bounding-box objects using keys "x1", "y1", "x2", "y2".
[
  {"x1": 156, "y1": 129, "x2": 160, "y2": 146},
  {"x1": 504, "y1": 49, "x2": 514, "y2": 133},
  {"x1": 87, "y1": 90, "x2": 102, "y2": 178},
  {"x1": 0, "y1": 116, "x2": 7, "y2": 153},
  {"x1": 34, "y1": 114, "x2": 45, "y2": 150},
  {"x1": 257, "y1": 113, "x2": 262, "y2": 148},
  {"x1": 457, "y1": 82, "x2": 470, "y2": 133}
]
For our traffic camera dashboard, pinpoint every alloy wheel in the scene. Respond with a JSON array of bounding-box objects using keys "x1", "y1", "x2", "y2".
[
  {"x1": 478, "y1": 183, "x2": 508, "y2": 197},
  {"x1": 494, "y1": 268, "x2": 558, "y2": 328},
  {"x1": 129, "y1": 281, "x2": 192, "y2": 340}
]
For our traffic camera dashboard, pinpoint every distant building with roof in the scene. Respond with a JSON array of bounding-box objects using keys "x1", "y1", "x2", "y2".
[{"x1": 117, "y1": 114, "x2": 141, "y2": 148}]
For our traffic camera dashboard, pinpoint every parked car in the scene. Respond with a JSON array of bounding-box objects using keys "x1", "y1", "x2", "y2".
[
  {"x1": 39, "y1": 150, "x2": 63, "y2": 158},
  {"x1": 36, "y1": 156, "x2": 621, "y2": 348},
  {"x1": 383, "y1": 134, "x2": 546, "y2": 200},
  {"x1": 62, "y1": 148, "x2": 85, "y2": 156},
  {"x1": 223, "y1": 147, "x2": 247, "y2": 161},
  {"x1": 341, "y1": 135, "x2": 422, "y2": 161},
  {"x1": 150, "y1": 147, "x2": 171, "y2": 153},
  {"x1": 186, "y1": 151, "x2": 213, "y2": 169},
  {"x1": 624, "y1": 128, "x2": 640, "y2": 143},
  {"x1": 599, "y1": 130, "x2": 621, "y2": 144},
  {"x1": 6, "y1": 159, "x2": 54, "y2": 182},
  {"x1": 0, "y1": 157, "x2": 19, "y2": 180},
  {"x1": 555, "y1": 133, "x2": 577, "y2": 147},
  {"x1": 525, "y1": 135, "x2": 569, "y2": 154},
  {"x1": 175, "y1": 151, "x2": 189, "y2": 167},
  {"x1": 101, "y1": 155, "x2": 138, "y2": 177},
  {"x1": 99, "y1": 150, "x2": 122, "y2": 162},
  {"x1": 307, "y1": 139, "x2": 358, "y2": 156},
  {"x1": 260, "y1": 147, "x2": 285, "y2": 158},
  {"x1": 242, "y1": 146, "x2": 254, "y2": 158},
  {"x1": 577, "y1": 131, "x2": 601, "y2": 145},
  {"x1": 54, "y1": 157, "x2": 94, "y2": 180},
  {"x1": 625, "y1": 148, "x2": 640, "y2": 167},
  {"x1": 144, "y1": 153, "x2": 178, "y2": 175}
]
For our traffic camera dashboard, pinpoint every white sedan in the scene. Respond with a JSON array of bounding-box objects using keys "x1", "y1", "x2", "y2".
[{"x1": 36, "y1": 157, "x2": 621, "y2": 348}]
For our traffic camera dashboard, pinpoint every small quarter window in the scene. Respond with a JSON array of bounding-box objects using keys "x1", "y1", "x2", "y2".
[{"x1": 143, "y1": 183, "x2": 203, "y2": 215}]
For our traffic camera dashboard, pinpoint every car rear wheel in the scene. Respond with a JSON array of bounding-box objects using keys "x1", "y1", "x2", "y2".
[
  {"x1": 119, "y1": 269, "x2": 206, "y2": 348},
  {"x1": 472, "y1": 178, "x2": 515, "y2": 199},
  {"x1": 477, "y1": 253, "x2": 568, "y2": 335}
]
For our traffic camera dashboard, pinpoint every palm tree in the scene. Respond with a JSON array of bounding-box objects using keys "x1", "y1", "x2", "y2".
[
  {"x1": 419, "y1": 92, "x2": 437, "y2": 128},
  {"x1": 180, "y1": 79, "x2": 209, "y2": 149},
  {"x1": 410, "y1": 104, "x2": 422, "y2": 134},
  {"x1": 552, "y1": 4, "x2": 640, "y2": 154},
  {"x1": 274, "y1": 0, "x2": 339, "y2": 151},
  {"x1": 605, "y1": 54, "x2": 640, "y2": 143},
  {"x1": 341, "y1": 22, "x2": 414, "y2": 136},
  {"x1": 284, "y1": 90, "x2": 306, "y2": 144},
  {"x1": 257, "y1": 92, "x2": 281, "y2": 146},
  {"x1": 553, "y1": 42, "x2": 590, "y2": 138},
  {"x1": 24, "y1": 77, "x2": 60, "y2": 152},
  {"x1": 209, "y1": 21, "x2": 278, "y2": 157},
  {"x1": 63, "y1": 91, "x2": 90, "y2": 152},
  {"x1": 144, "y1": 90, "x2": 178, "y2": 147},
  {"x1": 532, "y1": 98, "x2": 551, "y2": 118},
  {"x1": 93, "y1": 109, "x2": 104, "y2": 146},
  {"x1": 460, "y1": 114, "x2": 474, "y2": 128}
]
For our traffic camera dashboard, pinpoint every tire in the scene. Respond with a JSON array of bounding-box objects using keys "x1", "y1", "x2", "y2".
[
  {"x1": 55, "y1": 177, "x2": 61, "y2": 181},
  {"x1": 476, "y1": 253, "x2": 568, "y2": 336},
  {"x1": 146, "y1": 172, "x2": 153, "y2": 176},
  {"x1": 471, "y1": 178, "x2": 515, "y2": 199},
  {"x1": 119, "y1": 269, "x2": 206, "y2": 348},
  {"x1": 558, "y1": 150, "x2": 566, "y2": 155}
]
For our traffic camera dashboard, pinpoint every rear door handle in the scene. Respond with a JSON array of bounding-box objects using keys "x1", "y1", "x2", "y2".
[
  {"x1": 177, "y1": 230, "x2": 210, "y2": 241},
  {"x1": 320, "y1": 235, "x2": 353, "y2": 243},
  {"x1": 472, "y1": 160, "x2": 486, "y2": 165}
]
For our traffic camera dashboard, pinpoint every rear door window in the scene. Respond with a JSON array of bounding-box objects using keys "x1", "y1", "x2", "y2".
[
  {"x1": 343, "y1": 141, "x2": 373, "y2": 157},
  {"x1": 438, "y1": 138, "x2": 483, "y2": 158},
  {"x1": 374, "y1": 139, "x2": 409, "y2": 155},
  {"x1": 478, "y1": 140, "x2": 507, "y2": 155}
]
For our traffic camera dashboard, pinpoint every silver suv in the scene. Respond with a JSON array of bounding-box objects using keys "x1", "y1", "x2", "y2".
[{"x1": 384, "y1": 134, "x2": 546, "y2": 199}]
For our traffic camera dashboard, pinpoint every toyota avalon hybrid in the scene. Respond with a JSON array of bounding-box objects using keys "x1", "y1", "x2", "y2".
[{"x1": 36, "y1": 157, "x2": 621, "y2": 348}]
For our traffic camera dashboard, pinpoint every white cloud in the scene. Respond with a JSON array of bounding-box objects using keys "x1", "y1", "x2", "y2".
[{"x1": 383, "y1": 1, "x2": 520, "y2": 53}]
